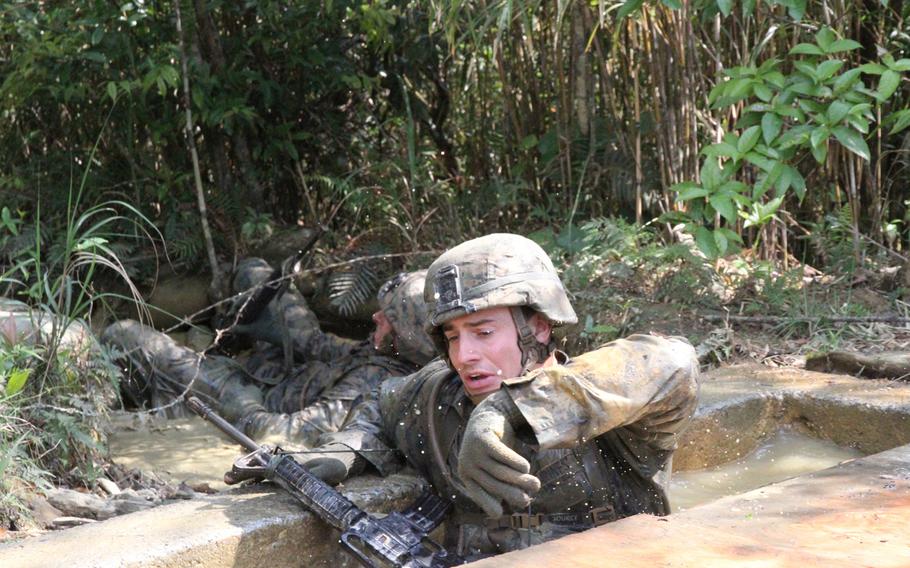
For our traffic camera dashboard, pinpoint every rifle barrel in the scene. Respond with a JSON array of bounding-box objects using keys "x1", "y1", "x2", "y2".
[{"x1": 186, "y1": 396, "x2": 261, "y2": 453}]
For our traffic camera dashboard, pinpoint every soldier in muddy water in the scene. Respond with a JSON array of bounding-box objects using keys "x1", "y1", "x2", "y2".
[
  {"x1": 102, "y1": 258, "x2": 436, "y2": 449},
  {"x1": 296, "y1": 233, "x2": 701, "y2": 558}
]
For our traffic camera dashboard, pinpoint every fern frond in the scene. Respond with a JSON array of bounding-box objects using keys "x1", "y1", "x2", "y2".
[{"x1": 326, "y1": 263, "x2": 380, "y2": 316}]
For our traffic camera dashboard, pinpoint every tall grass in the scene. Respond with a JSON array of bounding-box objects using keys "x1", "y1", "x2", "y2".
[{"x1": 0, "y1": 150, "x2": 158, "y2": 528}]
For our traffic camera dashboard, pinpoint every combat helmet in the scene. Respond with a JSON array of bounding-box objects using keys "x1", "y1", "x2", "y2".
[
  {"x1": 377, "y1": 270, "x2": 436, "y2": 366},
  {"x1": 424, "y1": 233, "x2": 577, "y2": 371}
]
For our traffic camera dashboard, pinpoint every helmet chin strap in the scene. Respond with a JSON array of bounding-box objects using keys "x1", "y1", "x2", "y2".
[{"x1": 510, "y1": 307, "x2": 554, "y2": 375}]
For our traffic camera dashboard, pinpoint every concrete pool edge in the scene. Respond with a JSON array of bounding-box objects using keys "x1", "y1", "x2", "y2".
[{"x1": 466, "y1": 441, "x2": 910, "y2": 567}]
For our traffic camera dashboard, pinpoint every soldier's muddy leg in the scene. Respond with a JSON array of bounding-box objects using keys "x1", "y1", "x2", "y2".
[{"x1": 102, "y1": 320, "x2": 264, "y2": 422}]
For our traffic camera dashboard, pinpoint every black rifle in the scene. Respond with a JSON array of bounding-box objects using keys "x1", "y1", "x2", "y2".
[{"x1": 186, "y1": 396, "x2": 460, "y2": 568}]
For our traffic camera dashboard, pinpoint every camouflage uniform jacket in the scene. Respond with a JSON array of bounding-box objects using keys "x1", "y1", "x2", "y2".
[
  {"x1": 240, "y1": 339, "x2": 418, "y2": 448},
  {"x1": 321, "y1": 334, "x2": 699, "y2": 556}
]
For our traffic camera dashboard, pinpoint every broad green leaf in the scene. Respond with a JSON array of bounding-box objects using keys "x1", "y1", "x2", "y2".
[
  {"x1": 794, "y1": 61, "x2": 819, "y2": 81},
  {"x1": 848, "y1": 102, "x2": 873, "y2": 118},
  {"x1": 785, "y1": 0, "x2": 806, "y2": 20},
  {"x1": 887, "y1": 109, "x2": 910, "y2": 135},
  {"x1": 826, "y1": 100, "x2": 851, "y2": 124},
  {"x1": 773, "y1": 105, "x2": 803, "y2": 119},
  {"x1": 745, "y1": 102, "x2": 773, "y2": 113},
  {"x1": 828, "y1": 39, "x2": 862, "y2": 53},
  {"x1": 717, "y1": 227, "x2": 744, "y2": 244},
  {"x1": 846, "y1": 114, "x2": 870, "y2": 134},
  {"x1": 833, "y1": 68, "x2": 862, "y2": 95},
  {"x1": 753, "y1": 83, "x2": 774, "y2": 101},
  {"x1": 789, "y1": 43, "x2": 824, "y2": 56},
  {"x1": 1, "y1": 207, "x2": 16, "y2": 234},
  {"x1": 777, "y1": 125, "x2": 812, "y2": 149},
  {"x1": 857, "y1": 63, "x2": 886, "y2": 75},
  {"x1": 891, "y1": 59, "x2": 910, "y2": 72},
  {"x1": 876, "y1": 70, "x2": 901, "y2": 101},
  {"x1": 764, "y1": 71, "x2": 786, "y2": 88},
  {"x1": 674, "y1": 184, "x2": 711, "y2": 201},
  {"x1": 710, "y1": 194, "x2": 737, "y2": 223},
  {"x1": 702, "y1": 142, "x2": 739, "y2": 158},
  {"x1": 759, "y1": 196, "x2": 785, "y2": 221},
  {"x1": 106, "y1": 82, "x2": 118, "y2": 102},
  {"x1": 744, "y1": 151, "x2": 776, "y2": 171},
  {"x1": 724, "y1": 78, "x2": 754, "y2": 102},
  {"x1": 811, "y1": 140, "x2": 828, "y2": 163},
  {"x1": 832, "y1": 126, "x2": 870, "y2": 160},
  {"x1": 717, "y1": 0, "x2": 733, "y2": 16},
  {"x1": 617, "y1": 0, "x2": 645, "y2": 20},
  {"x1": 700, "y1": 158, "x2": 724, "y2": 190},
  {"x1": 810, "y1": 127, "x2": 829, "y2": 150},
  {"x1": 816, "y1": 59, "x2": 844, "y2": 81},
  {"x1": 787, "y1": 165, "x2": 807, "y2": 201},
  {"x1": 694, "y1": 226, "x2": 720, "y2": 259},
  {"x1": 815, "y1": 27, "x2": 836, "y2": 51},
  {"x1": 761, "y1": 113, "x2": 783, "y2": 144},
  {"x1": 754, "y1": 143, "x2": 781, "y2": 159},
  {"x1": 741, "y1": 0, "x2": 756, "y2": 16},
  {"x1": 714, "y1": 230, "x2": 729, "y2": 256},
  {"x1": 718, "y1": 180, "x2": 749, "y2": 195},
  {"x1": 738, "y1": 125, "x2": 761, "y2": 153},
  {"x1": 6, "y1": 368, "x2": 29, "y2": 396},
  {"x1": 752, "y1": 173, "x2": 774, "y2": 201},
  {"x1": 91, "y1": 28, "x2": 105, "y2": 46},
  {"x1": 520, "y1": 135, "x2": 539, "y2": 150},
  {"x1": 82, "y1": 51, "x2": 107, "y2": 64},
  {"x1": 708, "y1": 81, "x2": 728, "y2": 104}
]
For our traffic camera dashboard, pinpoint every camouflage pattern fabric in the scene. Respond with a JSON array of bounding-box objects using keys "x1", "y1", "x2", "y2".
[
  {"x1": 376, "y1": 270, "x2": 435, "y2": 366},
  {"x1": 103, "y1": 259, "x2": 429, "y2": 448},
  {"x1": 321, "y1": 334, "x2": 699, "y2": 557},
  {"x1": 233, "y1": 258, "x2": 361, "y2": 364}
]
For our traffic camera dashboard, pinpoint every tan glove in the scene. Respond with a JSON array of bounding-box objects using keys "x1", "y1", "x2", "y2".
[
  {"x1": 457, "y1": 391, "x2": 541, "y2": 517},
  {"x1": 299, "y1": 443, "x2": 361, "y2": 485}
]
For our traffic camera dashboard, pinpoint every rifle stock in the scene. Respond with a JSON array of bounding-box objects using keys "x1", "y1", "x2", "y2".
[{"x1": 186, "y1": 396, "x2": 459, "y2": 568}]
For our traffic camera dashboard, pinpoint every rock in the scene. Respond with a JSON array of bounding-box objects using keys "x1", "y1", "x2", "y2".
[
  {"x1": 145, "y1": 273, "x2": 213, "y2": 329},
  {"x1": 25, "y1": 495, "x2": 64, "y2": 529},
  {"x1": 806, "y1": 350, "x2": 910, "y2": 379},
  {"x1": 112, "y1": 498, "x2": 156, "y2": 515},
  {"x1": 97, "y1": 478, "x2": 121, "y2": 496},
  {"x1": 50, "y1": 517, "x2": 97, "y2": 529},
  {"x1": 45, "y1": 488, "x2": 117, "y2": 521},
  {"x1": 114, "y1": 488, "x2": 160, "y2": 505}
]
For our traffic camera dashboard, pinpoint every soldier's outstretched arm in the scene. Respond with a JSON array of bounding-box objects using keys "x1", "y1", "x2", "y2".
[
  {"x1": 501, "y1": 334, "x2": 700, "y2": 451},
  {"x1": 242, "y1": 363, "x2": 391, "y2": 448},
  {"x1": 318, "y1": 384, "x2": 404, "y2": 478}
]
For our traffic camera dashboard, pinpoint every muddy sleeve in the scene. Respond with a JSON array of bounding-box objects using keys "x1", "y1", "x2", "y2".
[
  {"x1": 247, "y1": 363, "x2": 390, "y2": 449},
  {"x1": 501, "y1": 334, "x2": 700, "y2": 451},
  {"x1": 318, "y1": 384, "x2": 404, "y2": 476},
  {"x1": 272, "y1": 288, "x2": 362, "y2": 362}
]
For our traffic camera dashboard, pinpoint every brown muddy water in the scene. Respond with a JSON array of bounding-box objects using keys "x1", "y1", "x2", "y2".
[
  {"x1": 108, "y1": 416, "x2": 863, "y2": 509},
  {"x1": 107, "y1": 414, "x2": 244, "y2": 490},
  {"x1": 669, "y1": 427, "x2": 863, "y2": 511}
]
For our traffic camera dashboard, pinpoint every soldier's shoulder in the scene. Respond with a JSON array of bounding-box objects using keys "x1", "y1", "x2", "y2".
[{"x1": 379, "y1": 358, "x2": 451, "y2": 400}]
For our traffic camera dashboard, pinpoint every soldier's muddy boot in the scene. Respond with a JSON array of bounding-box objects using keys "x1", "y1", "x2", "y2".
[{"x1": 102, "y1": 320, "x2": 253, "y2": 417}]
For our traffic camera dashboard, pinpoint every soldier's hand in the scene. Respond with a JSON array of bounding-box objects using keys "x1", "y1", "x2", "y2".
[
  {"x1": 457, "y1": 392, "x2": 541, "y2": 517},
  {"x1": 300, "y1": 443, "x2": 358, "y2": 485}
]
